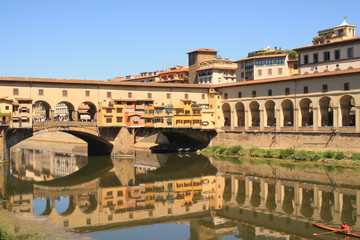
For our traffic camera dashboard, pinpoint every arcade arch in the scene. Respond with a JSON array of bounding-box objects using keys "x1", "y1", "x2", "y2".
[
  {"x1": 319, "y1": 97, "x2": 333, "y2": 127},
  {"x1": 281, "y1": 99, "x2": 294, "y2": 127},
  {"x1": 222, "y1": 103, "x2": 231, "y2": 127},
  {"x1": 33, "y1": 101, "x2": 52, "y2": 122},
  {"x1": 55, "y1": 101, "x2": 75, "y2": 121},
  {"x1": 235, "y1": 102, "x2": 245, "y2": 127},
  {"x1": 249, "y1": 101, "x2": 260, "y2": 127},
  {"x1": 340, "y1": 95, "x2": 356, "y2": 127},
  {"x1": 299, "y1": 98, "x2": 313, "y2": 126},
  {"x1": 78, "y1": 102, "x2": 97, "y2": 122},
  {"x1": 265, "y1": 100, "x2": 275, "y2": 127}
]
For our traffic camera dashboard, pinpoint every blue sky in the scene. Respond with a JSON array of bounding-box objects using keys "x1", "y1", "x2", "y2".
[{"x1": 1, "y1": 0, "x2": 359, "y2": 80}]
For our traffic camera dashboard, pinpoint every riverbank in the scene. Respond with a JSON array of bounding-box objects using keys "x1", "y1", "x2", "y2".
[
  {"x1": 201, "y1": 145, "x2": 360, "y2": 167},
  {"x1": 0, "y1": 209, "x2": 92, "y2": 240}
]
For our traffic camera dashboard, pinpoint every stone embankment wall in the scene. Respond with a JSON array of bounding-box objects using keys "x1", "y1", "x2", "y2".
[{"x1": 211, "y1": 131, "x2": 360, "y2": 152}]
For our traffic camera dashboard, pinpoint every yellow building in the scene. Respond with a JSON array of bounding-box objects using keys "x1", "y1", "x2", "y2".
[
  {"x1": 174, "y1": 177, "x2": 203, "y2": 206},
  {"x1": 0, "y1": 97, "x2": 12, "y2": 127},
  {"x1": 98, "y1": 100, "x2": 125, "y2": 127},
  {"x1": 12, "y1": 98, "x2": 33, "y2": 128},
  {"x1": 173, "y1": 99, "x2": 203, "y2": 128}
]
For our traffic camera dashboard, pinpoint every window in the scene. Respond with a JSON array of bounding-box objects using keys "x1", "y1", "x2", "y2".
[
  {"x1": 224, "y1": 93, "x2": 228, "y2": 99},
  {"x1": 268, "y1": 89, "x2": 272, "y2": 96},
  {"x1": 313, "y1": 53, "x2": 318, "y2": 63},
  {"x1": 348, "y1": 48, "x2": 353, "y2": 58},
  {"x1": 106, "y1": 118, "x2": 112, "y2": 123},
  {"x1": 148, "y1": 93, "x2": 152, "y2": 98},
  {"x1": 322, "y1": 84, "x2": 328, "y2": 92},
  {"x1": 258, "y1": 70, "x2": 262, "y2": 76},
  {"x1": 255, "y1": 59, "x2": 264, "y2": 66},
  {"x1": 129, "y1": 213, "x2": 133, "y2": 219},
  {"x1": 85, "y1": 90, "x2": 90, "y2": 97},
  {"x1": 268, "y1": 69, "x2": 272, "y2": 75},
  {"x1": 344, "y1": 82, "x2": 350, "y2": 91},
  {"x1": 202, "y1": 94, "x2": 205, "y2": 99},
  {"x1": 265, "y1": 58, "x2": 274, "y2": 65},
  {"x1": 116, "y1": 117, "x2": 123, "y2": 122},
  {"x1": 324, "y1": 51, "x2": 330, "y2": 61},
  {"x1": 106, "y1": 109, "x2": 112, "y2": 113},
  {"x1": 128, "y1": 92, "x2": 132, "y2": 98},
  {"x1": 167, "y1": 93, "x2": 171, "y2": 99},
  {"x1": 107, "y1": 191, "x2": 113, "y2": 196},
  {"x1": 5, "y1": 106, "x2": 9, "y2": 110},
  {"x1": 285, "y1": 88, "x2": 290, "y2": 95},
  {"x1": 241, "y1": 72, "x2": 244, "y2": 78},
  {"x1": 252, "y1": 90, "x2": 256, "y2": 97},
  {"x1": 117, "y1": 190, "x2": 123, "y2": 196},
  {"x1": 39, "y1": 89, "x2": 44, "y2": 96},
  {"x1": 278, "y1": 68, "x2": 283, "y2": 74},
  {"x1": 275, "y1": 57, "x2": 285, "y2": 65},
  {"x1": 238, "y1": 92, "x2": 242, "y2": 98},
  {"x1": 116, "y1": 108, "x2": 122, "y2": 113},
  {"x1": 335, "y1": 50, "x2": 340, "y2": 60},
  {"x1": 63, "y1": 90, "x2": 68, "y2": 97},
  {"x1": 245, "y1": 60, "x2": 254, "y2": 68},
  {"x1": 304, "y1": 86, "x2": 308, "y2": 94},
  {"x1": 149, "y1": 210, "x2": 153, "y2": 217},
  {"x1": 168, "y1": 208, "x2": 172, "y2": 214},
  {"x1": 304, "y1": 55, "x2": 308, "y2": 64},
  {"x1": 86, "y1": 218, "x2": 91, "y2": 225},
  {"x1": 117, "y1": 200, "x2": 123, "y2": 205},
  {"x1": 107, "y1": 92, "x2": 112, "y2": 98},
  {"x1": 184, "y1": 94, "x2": 188, "y2": 99},
  {"x1": 13, "y1": 88, "x2": 19, "y2": 96}
]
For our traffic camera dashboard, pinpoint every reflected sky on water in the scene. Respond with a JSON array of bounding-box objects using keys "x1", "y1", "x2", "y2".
[{"x1": 1, "y1": 137, "x2": 360, "y2": 239}]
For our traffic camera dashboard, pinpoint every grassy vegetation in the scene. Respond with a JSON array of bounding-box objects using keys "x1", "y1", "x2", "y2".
[
  {"x1": 0, "y1": 227, "x2": 16, "y2": 240},
  {"x1": 201, "y1": 145, "x2": 360, "y2": 162}
]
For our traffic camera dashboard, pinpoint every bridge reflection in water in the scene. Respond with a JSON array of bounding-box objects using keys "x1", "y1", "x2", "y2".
[{"x1": 2, "y1": 148, "x2": 360, "y2": 239}]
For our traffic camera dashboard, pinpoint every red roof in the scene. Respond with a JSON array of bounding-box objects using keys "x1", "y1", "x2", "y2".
[
  {"x1": 294, "y1": 37, "x2": 360, "y2": 51},
  {"x1": 197, "y1": 66, "x2": 237, "y2": 71},
  {"x1": 187, "y1": 48, "x2": 217, "y2": 54}
]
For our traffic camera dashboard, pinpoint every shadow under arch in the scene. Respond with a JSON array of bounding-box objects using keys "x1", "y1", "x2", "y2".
[
  {"x1": 236, "y1": 180, "x2": 245, "y2": 205},
  {"x1": 266, "y1": 184, "x2": 276, "y2": 212},
  {"x1": 320, "y1": 191, "x2": 334, "y2": 223},
  {"x1": 62, "y1": 130, "x2": 113, "y2": 156},
  {"x1": 80, "y1": 193, "x2": 98, "y2": 214},
  {"x1": 41, "y1": 198, "x2": 53, "y2": 216},
  {"x1": 341, "y1": 194, "x2": 356, "y2": 226},
  {"x1": 58, "y1": 195, "x2": 76, "y2": 216},
  {"x1": 78, "y1": 101, "x2": 97, "y2": 122},
  {"x1": 282, "y1": 186, "x2": 294, "y2": 214},
  {"x1": 300, "y1": 188, "x2": 314, "y2": 219}
]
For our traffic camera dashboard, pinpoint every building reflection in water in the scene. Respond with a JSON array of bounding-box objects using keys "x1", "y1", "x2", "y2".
[{"x1": 2, "y1": 148, "x2": 360, "y2": 239}]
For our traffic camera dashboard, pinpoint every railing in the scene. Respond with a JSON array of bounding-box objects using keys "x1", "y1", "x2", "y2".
[{"x1": 33, "y1": 121, "x2": 97, "y2": 128}]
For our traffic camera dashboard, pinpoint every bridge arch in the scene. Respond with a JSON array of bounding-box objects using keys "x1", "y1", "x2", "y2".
[
  {"x1": 299, "y1": 98, "x2": 313, "y2": 127},
  {"x1": 33, "y1": 100, "x2": 52, "y2": 121},
  {"x1": 281, "y1": 99, "x2": 294, "y2": 127},
  {"x1": 78, "y1": 101, "x2": 97, "y2": 122},
  {"x1": 235, "y1": 102, "x2": 245, "y2": 127},
  {"x1": 340, "y1": 94, "x2": 356, "y2": 127},
  {"x1": 55, "y1": 101, "x2": 75, "y2": 121},
  {"x1": 319, "y1": 96, "x2": 333, "y2": 127},
  {"x1": 249, "y1": 101, "x2": 260, "y2": 127}
]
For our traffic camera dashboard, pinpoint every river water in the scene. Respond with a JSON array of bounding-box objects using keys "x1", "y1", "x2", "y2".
[{"x1": 1, "y1": 134, "x2": 360, "y2": 240}]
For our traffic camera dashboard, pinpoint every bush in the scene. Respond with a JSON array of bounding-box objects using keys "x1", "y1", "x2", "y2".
[
  {"x1": 291, "y1": 150, "x2": 309, "y2": 160},
  {"x1": 322, "y1": 151, "x2": 335, "y2": 159},
  {"x1": 224, "y1": 146, "x2": 243, "y2": 155},
  {"x1": 334, "y1": 152, "x2": 346, "y2": 160},
  {"x1": 279, "y1": 148, "x2": 295, "y2": 159},
  {"x1": 351, "y1": 153, "x2": 360, "y2": 161}
]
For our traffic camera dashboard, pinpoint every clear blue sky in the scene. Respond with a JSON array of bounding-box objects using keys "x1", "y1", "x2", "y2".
[{"x1": 1, "y1": 0, "x2": 359, "y2": 80}]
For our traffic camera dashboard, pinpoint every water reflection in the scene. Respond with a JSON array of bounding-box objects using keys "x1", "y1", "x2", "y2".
[{"x1": 1, "y1": 141, "x2": 360, "y2": 239}]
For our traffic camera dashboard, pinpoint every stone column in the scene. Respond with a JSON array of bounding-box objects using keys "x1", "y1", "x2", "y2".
[
  {"x1": 231, "y1": 110, "x2": 235, "y2": 130},
  {"x1": 50, "y1": 110, "x2": 55, "y2": 122},
  {"x1": 313, "y1": 107, "x2": 319, "y2": 131},
  {"x1": 313, "y1": 186, "x2": 322, "y2": 221},
  {"x1": 276, "y1": 109, "x2": 281, "y2": 131},
  {"x1": 244, "y1": 176, "x2": 250, "y2": 206},
  {"x1": 260, "y1": 179, "x2": 268, "y2": 209},
  {"x1": 230, "y1": 175, "x2": 238, "y2": 203},
  {"x1": 294, "y1": 108, "x2": 299, "y2": 132},
  {"x1": 275, "y1": 180, "x2": 283, "y2": 212},
  {"x1": 333, "y1": 106, "x2": 339, "y2": 128},
  {"x1": 294, "y1": 182, "x2": 302, "y2": 216},
  {"x1": 356, "y1": 106, "x2": 360, "y2": 133},
  {"x1": 260, "y1": 109, "x2": 265, "y2": 131},
  {"x1": 244, "y1": 110, "x2": 249, "y2": 131}
]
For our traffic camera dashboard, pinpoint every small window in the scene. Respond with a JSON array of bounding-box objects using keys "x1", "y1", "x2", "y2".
[
  {"x1": 86, "y1": 218, "x2": 91, "y2": 225},
  {"x1": 128, "y1": 92, "x2": 132, "y2": 98},
  {"x1": 348, "y1": 48, "x2": 353, "y2": 58},
  {"x1": 304, "y1": 55, "x2": 309, "y2": 64},
  {"x1": 63, "y1": 221, "x2": 69, "y2": 227},
  {"x1": 335, "y1": 50, "x2": 340, "y2": 60},
  {"x1": 168, "y1": 208, "x2": 172, "y2": 214},
  {"x1": 116, "y1": 117, "x2": 123, "y2": 122},
  {"x1": 13, "y1": 88, "x2": 19, "y2": 96},
  {"x1": 106, "y1": 118, "x2": 112, "y2": 123},
  {"x1": 129, "y1": 213, "x2": 133, "y2": 219},
  {"x1": 116, "y1": 108, "x2": 122, "y2": 113},
  {"x1": 107, "y1": 92, "x2": 112, "y2": 98},
  {"x1": 106, "y1": 109, "x2": 112, "y2": 113},
  {"x1": 238, "y1": 92, "x2": 242, "y2": 98},
  {"x1": 224, "y1": 93, "x2": 228, "y2": 99},
  {"x1": 324, "y1": 51, "x2": 330, "y2": 61},
  {"x1": 167, "y1": 93, "x2": 171, "y2": 99},
  {"x1": 313, "y1": 53, "x2": 318, "y2": 63},
  {"x1": 117, "y1": 190, "x2": 123, "y2": 196},
  {"x1": 185, "y1": 94, "x2": 189, "y2": 99},
  {"x1": 322, "y1": 84, "x2": 328, "y2": 92},
  {"x1": 268, "y1": 69, "x2": 272, "y2": 75},
  {"x1": 285, "y1": 88, "x2": 290, "y2": 95},
  {"x1": 304, "y1": 86, "x2": 308, "y2": 94},
  {"x1": 39, "y1": 89, "x2": 44, "y2": 96},
  {"x1": 85, "y1": 90, "x2": 90, "y2": 97},
  {"x1": 108, "y1": 215, "x2": 113, "y2": 221},
  {"x1": 258, "y1": 70, "x2": 262, "y2": 76},
  {"x1": 268, "y1": 89, "x2": 272, "y2": 96},
  {"x1": 148, "y1": 93, "x2": 152, "y2": 99},
  {"x1": 202, "y1": 94, "x2": 205, "y2": 99},
  {"x1": 149, "y1": 210, "x2": 153, "y2": 217},
  {"x1": 278, "y1": 68, "x2": 283, "y2": 75},
  {"x1": 241, "y1": 72, "x2": 244, "y2": 78},
  {"x1": 252, "y1": 90, "x2": 256, "y2": 97},
  {"x1": 63, "y1": 90, "x2": 68, "y2": 97},
  {"x1": 344, "y1": 82, "x2": 350, "y2": 91},
  {"x1": 5, "y1": 106, "x2": 9, "y2": 110}
]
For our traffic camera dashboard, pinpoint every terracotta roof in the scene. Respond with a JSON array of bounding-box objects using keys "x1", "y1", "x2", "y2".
[
  {"x1": 215, "y1": 68, "x2": 360, "y2": 89},
  {"x1": 294, "y1": 37, "x2": 360, "y2": 51},
  {"x1": 112, "y1": 75, "x2": 159, "y2": 82},
  {"x1": 187, "y1": 48, "x2": 217, "y2": 54},
  {"x1": 0, "y1": 76, "x2": 210, "y2": 89},
  {"x1": 197, "y1": 66, "x2": 237, "y2": 71},
  {"x1": 112, "y1": 99, "x2": 153, "y2": 102},
  {"x1": 0, "y1": 97, "x2": 12, "y2": 103},
  {"x1": 158, "y1": 67, "x2": 189, "y2": 75},
  {"x1": 234, "y1": 53, "x2": 288, "y2": 63},
  {"x1": 159, "y1": 79, "x2": 186, "y2": 83}
]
